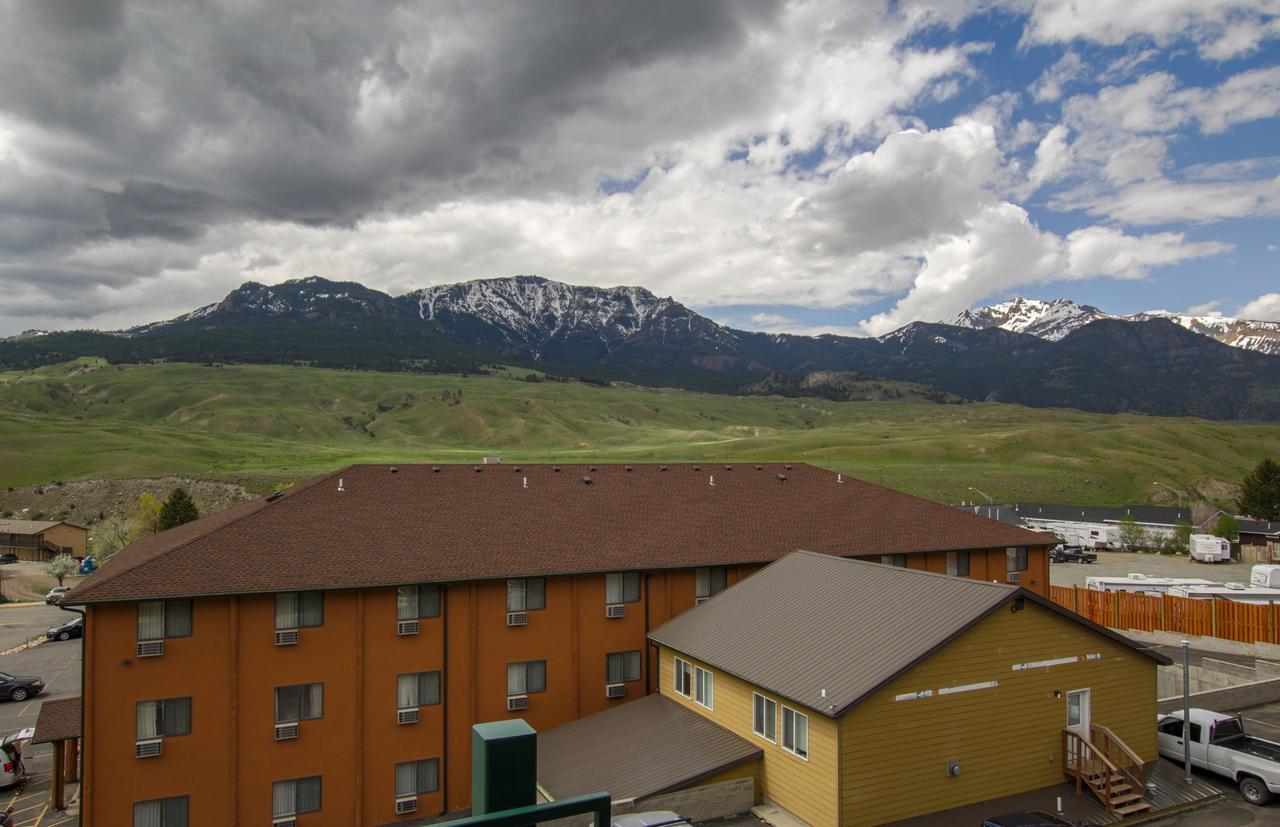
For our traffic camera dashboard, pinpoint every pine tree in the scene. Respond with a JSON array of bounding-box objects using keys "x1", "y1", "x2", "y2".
[
  {"x1": 1239, "y1": 459, "x2": 1280, "y2": 521},
  {"x1": 157, "y1": 488, "x2": 201, "y2": 531}
]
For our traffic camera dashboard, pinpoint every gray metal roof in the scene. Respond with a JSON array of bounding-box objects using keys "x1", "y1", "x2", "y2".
[
  {"x1": 537, "y1": 693, "x2": 761, "y2": 801},
  {"x1": 648, "y1": 551, "x2": 1170, "y2": 718},
  {"x1": 1013, "y1": 503, "x2": 1191, "y2": 526},
  {"x1": 1238, "y1": 518, "x2": 1280, "y2": 537}
]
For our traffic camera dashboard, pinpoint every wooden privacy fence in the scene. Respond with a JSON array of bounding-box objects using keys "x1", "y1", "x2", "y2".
[{"x1": 1050, "y1": 585, "x2": 1280, "y2": 644}]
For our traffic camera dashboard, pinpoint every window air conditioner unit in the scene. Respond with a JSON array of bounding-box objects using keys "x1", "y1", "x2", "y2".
[
  {"x1": 136, "y1": 640, "x2": 164, "y2": 658},
  {"x1": 605, "y1": 604, "x2": 625, "y2": 619},
  {"x1": 274, "y1": 722, "x2": 299, "y2": 741},
  {"x1": 272, "y1": 818, "x2": 297, "y2": 827},
  {"x1": 397, "y1": 708, "x2": 420, "y2": 725},
  {"x1": 274, "y1": 629, "x2": 299, "y2": 646},
  {"x1": 395, "y1": 797, "x2": 419, "y2": 815},
  {"x1": 1008, "y1": 571, "x2": 1022, "y2": 583},
  {"x1": 695, "y1": 597, "x2": 711, "y2": 606},
  {"x1": 507, "y1": 695, "x2": 529, "y2": 711},
  {"x1": 605, "y1": 683, "x2": 626, "y2": 699},
  {"x1": 135, "y1": 738, "x2": 163, "y2": 758},
  {"x1": 397, "y1": 619, "x2": 420, "y2": 636},
  {"x1": 506, "y1": 612, "x2": 528, "y2": 627}
]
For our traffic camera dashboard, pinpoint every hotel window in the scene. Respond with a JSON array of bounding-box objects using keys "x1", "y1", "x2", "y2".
[
  {"x1": 1006, "y1": 546, "x2": 1029, "y2": 573},
  {"x1": 753, "y1": 693, "x2": 777, "y2": 742},
  {"x1": 606, "y1": 651, "x2": 642, "y2": 683},
  {"x1": 782, "y1": 706, "x2": 809, "y2": 759},
  {"x1": 694, "y1": 666, "x2": 714, "y2": 709},
  {"x1": 136, "y1": 697, "x2": 191, "y2": 739},
  {"x1": 946, "y1": 551, "x2": 970, "y2": 577},
  {"x1": 673, "y1": 657, "x2": 692, "y2": 697},
  {"x1": 695, "y1": 567, "x2": 727, "y2": 599},
  {"x1": 397, "y1": 584, "x2": 441, "y2": 620},
  {"x1": 397, "y1": 671, "x2": 442, "y2": 709},
  {"x1": 137, "y1": 600, "x2": 192, "y2": 640},
  {"x1": 133, "y1": 796, "x2": 188, "y2": 827},
  {"x1": 275, "y1": 683, "x2": 323, "y2": 723},
  {"x1": 506, "y1": 578, "x2": 546, "y2": 612},
  {"x1": 879, "y1": 554, "x2": 907, "y2": 568},
  {"x1": 272, "y1": 776, "x2": 322, "y2": 819},
  {"x1": 507, "y1": 660, "x2": 547, "y2": 696},
  {"x1": 275, "y1": 592, "x2": 323, "y2": 629},
  {"x1": 605, "y1": 572, "x2": 641, "y2": 604},
  {"x1": 396, "y1": 758, "x2": 440, "y2": 797}
]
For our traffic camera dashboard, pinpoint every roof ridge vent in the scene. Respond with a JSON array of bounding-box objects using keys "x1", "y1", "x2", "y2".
[
  {"x1": 389, "y1": 466, "x2": 399, "y2": 474},
  {"x1": 784, "y1": 464, "x2": 792, "y2": 470},
  {"x1": 552, "y1": 466, "x2": 561, "y2": 473},
  {"x1": 754, "y1": 465, "x2": 762, "y2": 470},
  {"x1": 474, "y1": 466, "x2": 483, "y2": 473},
  {"x1": 624, "y1": 465, "x2": 632, "y2": 472},
  {"x1": 724, "y1": 465, "x2": 732, "y2": 471},
  {"x1": 659, "y1": 465, "x2": 668, "y2": 472},
  {"x1": 582, "y1": 476, "x2": 592, "y2": 485},
  {"x1": 432, "y1": 466, "x2": 441, "y2": 473},
  {"x1": 776, "y1": 474, "x2": 786, "y2": 482},
  {"x1": 692, "y1": 464, "x2": 701, "y2": 471}
]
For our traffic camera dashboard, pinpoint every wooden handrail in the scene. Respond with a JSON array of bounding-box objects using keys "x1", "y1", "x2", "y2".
[
  {"x1": 1091, "y1": 723, "x2": 1144, "y2": 798},
  {"x1": 1063, "y1": 728, "x2": 1123, "y2": 814}
]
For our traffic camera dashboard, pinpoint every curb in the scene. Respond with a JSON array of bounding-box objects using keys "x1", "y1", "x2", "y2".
[{"x1": 0, "y1": 602, "x2": 42, "y2": 609}]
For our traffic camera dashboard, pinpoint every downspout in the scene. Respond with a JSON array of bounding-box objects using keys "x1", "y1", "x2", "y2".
[
  {"x1": 61, "y1": 605, "x2": 87, "y2": 826},
  {"x1": 643, "y1": 573, "x2": 653, "y2": 695}
]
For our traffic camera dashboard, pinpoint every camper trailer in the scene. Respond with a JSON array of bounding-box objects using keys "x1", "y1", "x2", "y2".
[
  {"x1": 1190, "y1": 534, "x2": 1232, "y2": 563},
  {"x1": 1050, "y1": 522, "x2": 1119, "y2": 549},
  {"x1": 1168, "y1": 583, "x2": 1280, "y2": 605},
  {"x1": 1085, "y1": 573, "x2": 1218, "y2": 596},
  {"x1": 1251, "y1": 565, "x2": 1280, "y2": 588}
]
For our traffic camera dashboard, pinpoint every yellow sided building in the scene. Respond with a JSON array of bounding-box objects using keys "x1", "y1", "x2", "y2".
[
  {"x1": 0, "y1": 519, "x2": 87, "y2": 561},
  {"x1": 638, "y1": 551, "x2": 1169, "y2": 826}
]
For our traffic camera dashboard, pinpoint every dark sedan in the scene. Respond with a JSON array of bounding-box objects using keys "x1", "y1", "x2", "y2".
[
  {"x1": 46, "y1": 616, "x2": 83, "y2": 642},
  {"x1": 0, "y1": 673, "x2": 43, "y2": 702}
]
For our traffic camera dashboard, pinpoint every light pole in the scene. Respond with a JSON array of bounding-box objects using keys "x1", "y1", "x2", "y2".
[
  {"x1": 1183, "y1": 639, "x2": 1192, "y2": 784},
  {"x1": 968, "y1": 486, "x2": 994, "y2": 505}
]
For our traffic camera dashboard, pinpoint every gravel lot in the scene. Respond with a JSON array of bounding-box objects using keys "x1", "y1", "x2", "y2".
[{"x1": 1050, "y1": 550, "x2": 1262, "y2": 589}]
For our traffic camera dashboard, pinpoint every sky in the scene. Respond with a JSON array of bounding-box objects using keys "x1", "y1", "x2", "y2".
[{"x1": 0, "y1": 0, "x2": 1277, "y2": 338}]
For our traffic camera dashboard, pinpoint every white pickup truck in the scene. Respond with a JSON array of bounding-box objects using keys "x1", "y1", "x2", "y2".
[{"x1": 1157, "y1": 709, "x2": 1280, "y2": 804}]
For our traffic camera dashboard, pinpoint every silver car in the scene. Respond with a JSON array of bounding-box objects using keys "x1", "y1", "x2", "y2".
[
  {"x1": 612, "y1": 813, "x2": 691, "y2": 827},
  {"x1": 0, "y1": 728, "x2": 34, "y2": 788}
]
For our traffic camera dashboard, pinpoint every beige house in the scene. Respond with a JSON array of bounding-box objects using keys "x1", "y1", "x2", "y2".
[
  {"x1": 0, "y1": 519, "x2": 86, "y2": 561},
  {"x1": 641, "y1": 551, "x2": 1170, "y2": 826}
]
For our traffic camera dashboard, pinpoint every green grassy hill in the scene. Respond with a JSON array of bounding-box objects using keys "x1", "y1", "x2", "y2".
[{"x1": 3, "y1": 358, "x2": 1278, "y2": 505}]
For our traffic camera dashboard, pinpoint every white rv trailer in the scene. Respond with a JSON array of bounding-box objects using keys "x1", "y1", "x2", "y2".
[
  {"x1": 1033, "y1": 521, "x2": 1119, "y2": 549},
  {"x1": 1252, "y1": 565, "x2": 1280, "y2": 588},
  {"x1": 1190, "y1": 534, "x2": 1232, "y2": 563},
  {"x1": 1167, "y1": 583, "x2": 1280, "y2": 604},
  {"x1": 1085, "y1": 573, "x2": 1218, "y2": 596}
]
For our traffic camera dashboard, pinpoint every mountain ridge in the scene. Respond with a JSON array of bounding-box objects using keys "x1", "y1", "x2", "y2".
[{"x1": 4, "y1": 275, "x2": 1280, "y2": 420}]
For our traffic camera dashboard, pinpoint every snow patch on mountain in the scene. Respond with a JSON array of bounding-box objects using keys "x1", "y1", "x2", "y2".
[{"x1": 953, "y1": 298, "x2": 1280, "y2": 355}]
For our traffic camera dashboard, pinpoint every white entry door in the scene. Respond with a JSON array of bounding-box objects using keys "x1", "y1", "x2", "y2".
[{"x1": 1067, "y1": 688, "x2": 1092, "y2": 738}]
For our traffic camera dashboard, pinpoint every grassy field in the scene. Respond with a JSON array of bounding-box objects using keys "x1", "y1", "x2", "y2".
[{"x1": 2, "y1": 358, "x2": 1278, "y2": 505}]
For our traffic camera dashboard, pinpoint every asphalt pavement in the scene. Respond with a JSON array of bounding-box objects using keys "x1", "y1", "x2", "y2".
[{"x1": 0, "y1": 605, "x2": 83, "y2": 825}]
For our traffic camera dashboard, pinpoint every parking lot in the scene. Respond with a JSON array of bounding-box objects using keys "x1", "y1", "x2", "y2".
[
  {"x1": 1050, "y1": 550, "x2": 1261, "y2": 589},
  {"x1": 0, "y1": 604, "x2": 82, "y2": 826}
]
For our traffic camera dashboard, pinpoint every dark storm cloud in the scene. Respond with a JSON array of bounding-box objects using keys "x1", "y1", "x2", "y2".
[{"x1": 0, "y1": 0, "x2": 781, "y2": 327}]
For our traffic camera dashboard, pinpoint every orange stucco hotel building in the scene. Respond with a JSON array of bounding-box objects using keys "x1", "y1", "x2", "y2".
[{"x1": 66, "y1": 463, "x2": 1052, "y2": 826}]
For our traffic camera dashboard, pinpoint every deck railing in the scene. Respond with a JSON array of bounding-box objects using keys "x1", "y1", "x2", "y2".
[{"x1": 1091, "y1": 723, "x2": 1144, "y2": 799}]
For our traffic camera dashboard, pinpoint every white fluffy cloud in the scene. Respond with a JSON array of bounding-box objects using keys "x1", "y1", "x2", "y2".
[{"x1": 1239, "y1": 293, "x2": 1280, "y2": 321}]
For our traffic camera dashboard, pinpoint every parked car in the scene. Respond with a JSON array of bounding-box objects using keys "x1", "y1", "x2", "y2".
[
  {"x1": 0, "y1": 554, "x2": 16, "y2": 565},
  {"x1": 1049, "y1": 546, "x2": 1098, "y2": 564},
  {"x1": 0, "y1": 727, "x2": 34, "y2": 788},
  {"x1": 611, "y1": 813, "x2": 691, "y2": 827},
  {"x1": 46, "y1": 616, "x2": 83, "y2": 642},
  {"x1": 44, "y1": 586, "x2": 71, "y2": 604},
  {"x1": 0, "y1": 673, "x2": 44, "y2": 702},
  {"x1": 982, "y1": 812, "x2": 1072, "y2": 827},
  {"x1": 1157, "y1": 709, "x2": 1280, "y2": 804}
]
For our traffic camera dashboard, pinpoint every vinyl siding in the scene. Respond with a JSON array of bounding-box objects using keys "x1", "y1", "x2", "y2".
[
  {"x1": 659, "y1": 646, "x2": 838, "y2": 827},
  {"x1": 838, "y1": 600, "x2": 1158, "y2": 826}
]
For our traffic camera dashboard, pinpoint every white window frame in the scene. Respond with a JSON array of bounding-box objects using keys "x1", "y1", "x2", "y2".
[
  {"x1": 782, "y1": 705, "x2": 809, "y2": 761},
  {"x1": 694, "y1": 666, "x2": 714, "y2": 710},
  {"x1": 673, "y1": 657, "x2": 692, "y2": 698},
  {"x1": 752, "y1": 693, "x2": 777, "y2": 743}
]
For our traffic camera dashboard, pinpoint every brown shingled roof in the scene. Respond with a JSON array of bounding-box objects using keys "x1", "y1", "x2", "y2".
[
  {"x1": 66, "y1": 463, "x2": 1054, "y2": 604},
  {"x1": 538, "y1": 693, "x2": 760, "y2": 801},
  {"x1": 649, "y1": 551, "x2": 1170, "y2": 718},
  {"x1": 32, "y1": 697, "x2": 81, "y2": 744}
]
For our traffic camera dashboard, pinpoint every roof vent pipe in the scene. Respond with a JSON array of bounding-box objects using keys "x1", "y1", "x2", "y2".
[
  {"x1": 337, "y1": 478, "x2": 345, "y2": 492},
  {"x1": 709, "y1": 476, "x2": 715, "y2": 486},
  {"x1": 837, "y1": 474, "x2": 844, "y2": 484},
  {"x1": 522, "y1": 477, "x2": 528, "y2": 489}
]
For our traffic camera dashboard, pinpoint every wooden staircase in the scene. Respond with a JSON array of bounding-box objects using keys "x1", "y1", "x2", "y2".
[{"x1": 1063, "y1": 724, "x2": 1153, "y2": 819}]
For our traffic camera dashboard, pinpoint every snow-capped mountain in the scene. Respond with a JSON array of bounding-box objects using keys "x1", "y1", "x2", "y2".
[
  {"x1": 951, "y1": 298, "x2": 1111, "y2": 341},
  {"x1": 404, "y1": 275, "x2": 740, "y2": 363},
  {"x1": 953, "y1": 298, "x2": 1280, "y2": 355}
]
